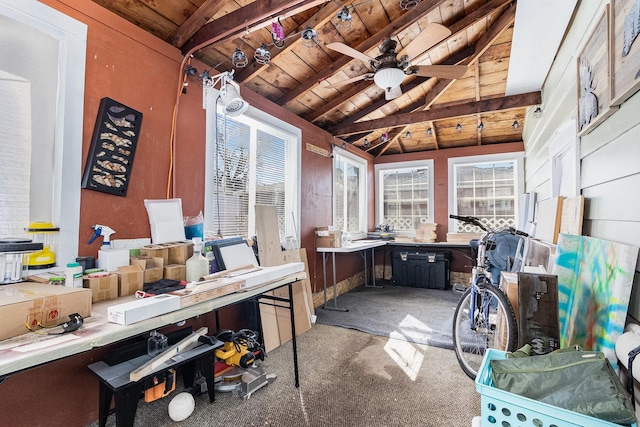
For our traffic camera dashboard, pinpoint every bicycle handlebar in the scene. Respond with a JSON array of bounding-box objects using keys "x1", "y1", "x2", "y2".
[{"x1": 449, "y1": 214, "x2": 488, "y2": 231}]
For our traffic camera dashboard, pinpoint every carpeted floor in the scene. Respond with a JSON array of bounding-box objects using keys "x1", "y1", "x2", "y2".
[
  {"x1": 316, "y1": 284, "x2": 463, "y2": 350},
  {"x1": 87, "y1": 323, "x2": 481, "y2": 426}
]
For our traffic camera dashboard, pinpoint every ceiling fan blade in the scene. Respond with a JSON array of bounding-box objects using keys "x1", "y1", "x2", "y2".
[
  {"x1": 385, "y1": 86, "x2": 402, "y2": 100},
  {"x1": 326, "y1": 42, "x2": 374, "y2": 63},
  {"x1": 324, "y1": 73, "x2": 371, "y2": 89},
  {"x1": 409, "y1": 64, "x2": 468, "y2": 79},
  {"x1": 401, "y1": 23, "x2": 452, "y2": 62}
]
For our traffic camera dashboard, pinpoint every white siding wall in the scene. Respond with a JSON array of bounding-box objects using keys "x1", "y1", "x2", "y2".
[{"x1": 523, "y1": 0, "x2": 640, "y2": 320}]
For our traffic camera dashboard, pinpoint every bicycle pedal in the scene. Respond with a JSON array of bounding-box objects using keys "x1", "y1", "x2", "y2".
[{"x1": 452, "y1": 283, "x2": 467, "y2": 294}]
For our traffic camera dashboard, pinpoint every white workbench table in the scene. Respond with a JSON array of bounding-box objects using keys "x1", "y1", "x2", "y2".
[
  {"x1": 0, "y1": 270, "x2": 306, "y2": 379},
  {"x1": 317, "y1": 240, "x2": 388, "y2": 311}
]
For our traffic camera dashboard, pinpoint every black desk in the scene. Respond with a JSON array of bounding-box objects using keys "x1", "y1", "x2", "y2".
[{"x1": 88, "y1": 341, "x2": 222, "y2": 427}]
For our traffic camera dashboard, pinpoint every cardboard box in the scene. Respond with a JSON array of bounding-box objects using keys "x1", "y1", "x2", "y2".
[
  {"x1": 107, "y1": 294, "x2": 181, "y2": 325},
  {"x1": 170, "y1": 277, "x2": 244, "y2": 308},
  {"x1": 115, "y1": 264, "x2": 144, "y2": 297},
  {"x1": 315, "y1": 227, "x2": 342, "y2": 248},
  {"x1": 83, "y1": 274, "x2": 119, "y2": 303},
  {"x1": 131, "y1": 256, "x2": 164, "y2": 284},
  {"x1": 0, "y1": 282, "x2": 92, "y2": 341},
  {"x1": 163, "y1": 264, "x2": 186, "y2": 281},
  {"x1": 167, "y1": 242, "x2": 193, "y2": 265},
  {"x1": 140, "y1": 244, "x2": 169, "y2": 265}
]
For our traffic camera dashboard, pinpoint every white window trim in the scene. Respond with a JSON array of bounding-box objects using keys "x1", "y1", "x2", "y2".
[
  {"x1": 374, "y1": 159, "x2": 435, "y2": 228},
  {"x1": 203, "y1": 101, "x2": 301, "y2": 241},
  {"x1": 332, "y1": 146, "x2": 367, "y2": 239},
  {"x1": 0, "y1": 0, "x2": 86, "y2": 266},
  {"x1": 447, "y1": 152, "x2": 524, "y2": 230}
]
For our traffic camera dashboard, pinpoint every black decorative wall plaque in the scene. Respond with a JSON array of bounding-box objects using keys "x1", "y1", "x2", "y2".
[{"x1": 81, "y1": 97, "x2": 142, "y2": 196}]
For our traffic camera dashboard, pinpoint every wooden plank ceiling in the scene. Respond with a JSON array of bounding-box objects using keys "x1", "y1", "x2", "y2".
[{"x1": 89, "y1": 0, "x2": 540, "y2": 157}]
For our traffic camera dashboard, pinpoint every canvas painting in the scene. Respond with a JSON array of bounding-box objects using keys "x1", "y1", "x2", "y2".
[{"x1": 553, "y1": 233, "x2": 638, "y2": 363}]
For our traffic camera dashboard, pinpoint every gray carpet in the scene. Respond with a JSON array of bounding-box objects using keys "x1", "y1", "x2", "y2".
[
  {"x1": 316, "y1": 285, "x2": 462, "y2": 350},
  {"x1": 87, "y1": 323, "x2": 480, "y2": 426}
]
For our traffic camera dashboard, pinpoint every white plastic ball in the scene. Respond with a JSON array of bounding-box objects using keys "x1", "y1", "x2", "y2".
[{"x1": 168, "y1": 392, "x2": 195, "y2": 422}]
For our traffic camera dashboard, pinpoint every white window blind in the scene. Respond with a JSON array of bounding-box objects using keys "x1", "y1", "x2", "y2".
[{"x1": 208, "y1": 112, "x2": 299, "y2": 243}]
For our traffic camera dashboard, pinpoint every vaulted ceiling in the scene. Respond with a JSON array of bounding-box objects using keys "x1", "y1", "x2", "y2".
[{"x1": 90, "y1": 0, "x2": 545, "y2": 157}]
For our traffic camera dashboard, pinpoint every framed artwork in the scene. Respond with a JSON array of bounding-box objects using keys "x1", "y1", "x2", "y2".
[
  {"x1": 577, "y1": 5, "x2": 617, "y2": 136},
  {"x1": 81, "y1": 97, "x2": 142, "y2": 196},
  {"x1": 611, "y1": 0, "x2": 640, "y2": 105}
]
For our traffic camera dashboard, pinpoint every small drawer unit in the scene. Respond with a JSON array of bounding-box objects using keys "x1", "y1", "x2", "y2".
[{"x1": 391, "y1": 250, "x2": 451, "y2": 289}]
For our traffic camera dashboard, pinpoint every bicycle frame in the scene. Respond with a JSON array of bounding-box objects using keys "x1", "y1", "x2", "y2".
[{"x1": 468, "y1": 229, "x2": 494, "y2": 332}]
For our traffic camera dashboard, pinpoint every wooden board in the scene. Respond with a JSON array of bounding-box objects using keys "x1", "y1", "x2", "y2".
[
  {"x1": 283, "y1": 248, "x2": 315, "y2": 325},
  {"x1": 535, "y1": 197, "x2": 563, "y2": 244},
  {"x1": 130, "y1": 327, "x2": 208, "y2": 382},
  {"x1": 254, "y1": 205, "x2": 284, "y2": 352},
  {"x1": 560, "y1": 195, "x2": 584, "y2": 236}
]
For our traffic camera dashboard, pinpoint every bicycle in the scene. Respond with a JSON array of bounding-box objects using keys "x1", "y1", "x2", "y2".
[{"x1": 449, "y1": 214, "x2": 528, "y2": 379}]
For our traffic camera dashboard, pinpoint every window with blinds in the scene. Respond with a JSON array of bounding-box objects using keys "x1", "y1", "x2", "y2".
[{"x1": 208, "y1": 112, "x2": 299, "y2": 244}]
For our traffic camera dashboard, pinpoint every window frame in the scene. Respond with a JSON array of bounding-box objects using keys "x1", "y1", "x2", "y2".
[
  {"x1": 332, "y1": 147, "x2": 368, "y2": 239},
  {"x1": 374, "y1": 159, "x2": 435, "y2": 232},
  {"x1": 203, "y1": 101, "x2": 301, "y2": 242},
  {"x1": 448, "y1": 152, "x2": 524, "y2": 231},
  {"x1": 0, "y1": 0, "x2": 86, "y2": 266}
]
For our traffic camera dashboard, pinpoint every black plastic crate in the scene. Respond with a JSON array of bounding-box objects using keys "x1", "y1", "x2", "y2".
[{"x1": 391, "y1": 250, "x2": 451, "y2": 289}]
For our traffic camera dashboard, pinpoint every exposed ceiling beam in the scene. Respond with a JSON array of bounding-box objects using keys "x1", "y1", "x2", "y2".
[
  {"x1": 305, "y1": 0, "x2": 510, "y2": 123},
  {"x1": 276, "y1": 0, "x2": 450, "y2": 106},
  {"x1": 338, "y1": 3, "x2": 517, "y2": 144},
  {"x1": 332, "y1": 91, "x2": 542, "y2": 137},
  {"x1": 424, "y1": 3, "x2": 516, "y2": 108},
  {"x1": 169, "y1": 0, "x2": 234, "y2": 48},
  {"x1": 234, "y1": 2, "x2": 341, "y2": 83},
  {"x1": 180, "y1": 0, "x2": 326, "y2": 56}
]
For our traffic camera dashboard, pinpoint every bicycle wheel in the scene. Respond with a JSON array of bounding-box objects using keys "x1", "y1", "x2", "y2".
[{"x1": 452, "y1": 282, "x2": 518, "y2": 379}]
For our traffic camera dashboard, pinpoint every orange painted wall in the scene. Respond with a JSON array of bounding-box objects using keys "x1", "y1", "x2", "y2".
[{"x1": 0, "y1": 1, "x2": 524, "y2": 425}]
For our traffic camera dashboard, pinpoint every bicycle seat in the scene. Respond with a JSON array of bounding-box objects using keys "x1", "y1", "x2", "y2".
[{"x1": 469, "y1": 239, "x2": 480, "y2": 249}]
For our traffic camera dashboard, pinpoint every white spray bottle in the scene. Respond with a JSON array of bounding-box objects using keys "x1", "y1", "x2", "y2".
[{"x1": 88, "y1": 224, "x2": 116, "y2": 250}]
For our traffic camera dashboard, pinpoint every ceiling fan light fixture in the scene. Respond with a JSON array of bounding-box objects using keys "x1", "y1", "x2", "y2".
[
  {"x1": 301, "y1": 26, "x2": 319, "y2": 48},
  {"x1": 373, "y1": 67, "x2": 405, "y2": 92}
]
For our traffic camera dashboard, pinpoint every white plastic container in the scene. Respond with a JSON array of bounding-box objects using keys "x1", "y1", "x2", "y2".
[
  {"x1": 186, "y1": 238, "x2": 208, "y2": 283},
  {"x1": 65, "y1": 262, "x2": 83, "y2": 288}
]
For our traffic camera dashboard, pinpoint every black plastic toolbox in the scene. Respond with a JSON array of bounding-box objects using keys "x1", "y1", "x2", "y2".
[{"x1": 391, "y1": 250, "x2": 451, "y2": 289}]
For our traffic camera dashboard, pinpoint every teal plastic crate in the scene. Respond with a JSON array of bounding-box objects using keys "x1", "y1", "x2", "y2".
[{"x1": 475, "y1": 349, "x2": 637, "y2": 427}]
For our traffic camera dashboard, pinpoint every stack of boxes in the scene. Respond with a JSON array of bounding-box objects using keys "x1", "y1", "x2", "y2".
[{"x1": 82, "y1": 241, "x2": 193, "y2": 303}]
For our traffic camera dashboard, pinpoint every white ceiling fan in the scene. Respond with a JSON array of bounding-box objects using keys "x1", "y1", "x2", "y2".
[{"x1": 325, "y1": 23, "x2": 467, "y2": 100}]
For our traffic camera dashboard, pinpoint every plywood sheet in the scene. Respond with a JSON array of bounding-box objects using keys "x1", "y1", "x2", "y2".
[
  {"x1": 560, "y1": 195, "x2": 584, "y2": 236},
  {"x1": 535, "y1": 197, "x2": 563, "y2": 244}
]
